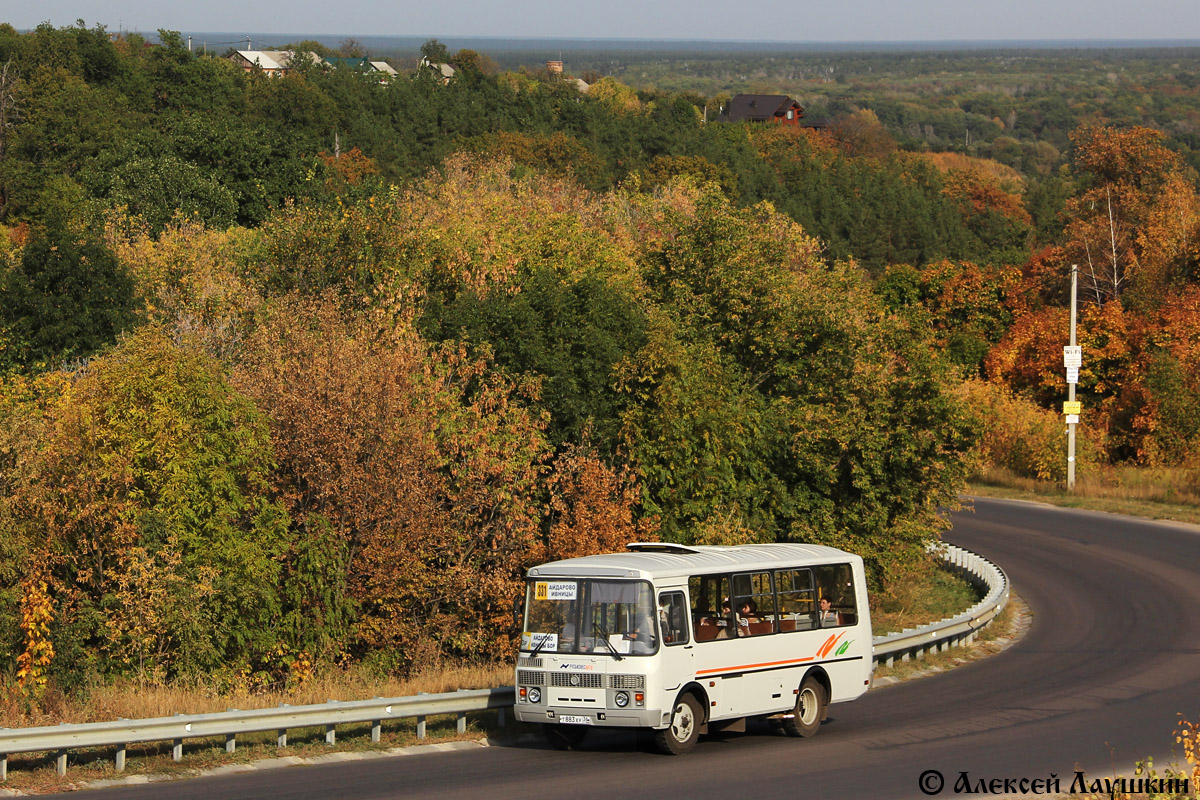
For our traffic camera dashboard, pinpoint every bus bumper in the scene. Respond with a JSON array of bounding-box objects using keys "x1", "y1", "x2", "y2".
[{"x1": 514, "y1": 704, "x2": 665, "y2": 728}]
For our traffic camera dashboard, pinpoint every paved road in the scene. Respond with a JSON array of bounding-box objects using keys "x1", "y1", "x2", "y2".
[{"x1": 92, "y1": 497, "x2": 1200, "y2": 799}]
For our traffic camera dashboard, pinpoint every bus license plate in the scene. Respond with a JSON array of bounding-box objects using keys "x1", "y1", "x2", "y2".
[{"x1": 558, "y1": 715, "x2": 593, "y2": 725}]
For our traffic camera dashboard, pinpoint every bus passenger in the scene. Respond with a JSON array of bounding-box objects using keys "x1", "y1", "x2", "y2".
[
  {"x1": 818, "y1": 597, "x2": 838, "y2": 627},
  {"x1": 737, "y1": 599, "x2": 761, "y2": 636}
]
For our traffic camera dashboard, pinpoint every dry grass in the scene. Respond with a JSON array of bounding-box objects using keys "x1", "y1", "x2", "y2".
[
  {"x1": 970, "y1": 464, "x2": 1200, "y2": 526},
  {"x1": 0, "y1": 662, "x2": 513, "y2": 730}
]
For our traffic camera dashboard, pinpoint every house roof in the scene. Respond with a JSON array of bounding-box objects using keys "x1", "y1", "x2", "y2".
[
  {"x1": 233, "y1": 50, "x2": 294, "y2": 71},
  {"x1": 370, "y1": 61, "x2": 399, "y2": 76},
  {"x1": 721, "y1": 94, "x2": 803, "y2": 123}
]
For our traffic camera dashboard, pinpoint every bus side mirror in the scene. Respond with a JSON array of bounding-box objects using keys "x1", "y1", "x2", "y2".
[{"x1": 512, "y1": 596, "x2": 522, "y2": 628}]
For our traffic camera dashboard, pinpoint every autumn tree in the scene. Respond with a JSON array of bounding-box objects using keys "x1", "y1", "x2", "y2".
[
  {"x1": 234, "y1": 298, "x2": 553, "y2": 669},
  {"x1": 1063, "y1": 125, "x2": 1200, "y2": 307},
  {"x1": 0, "y1": 329, "x2": 291, "y2": 682}
]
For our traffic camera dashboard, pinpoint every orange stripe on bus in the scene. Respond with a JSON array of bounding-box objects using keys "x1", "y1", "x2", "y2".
[{"x1": 695, "y1": 655, "x2": 815, "y2": 676}]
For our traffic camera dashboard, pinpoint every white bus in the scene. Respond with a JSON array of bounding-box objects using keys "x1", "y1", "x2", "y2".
[{"x1": 514, "y1": 542, "x2": 873, "y2": 754}]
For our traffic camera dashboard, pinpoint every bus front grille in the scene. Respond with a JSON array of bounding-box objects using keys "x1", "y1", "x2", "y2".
[
  {"x1": 517, "y1": 670, "x2": 545, "y2": 685},
  {"x1": 550, "y1": 672, "x2": 603, "y2": 688},
  {"x1": 608, "y1": 674, "x2": 646, "y2": 690}
]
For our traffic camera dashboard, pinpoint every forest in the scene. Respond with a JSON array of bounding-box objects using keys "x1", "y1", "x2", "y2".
[{"x1": 0, "y1": 22, "x2": 1198, "y2": 697}]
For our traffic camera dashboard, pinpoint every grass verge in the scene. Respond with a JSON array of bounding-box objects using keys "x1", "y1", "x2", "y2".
[{"x1": 969, "y1": 465, "x2": 1200, "y2": 526}]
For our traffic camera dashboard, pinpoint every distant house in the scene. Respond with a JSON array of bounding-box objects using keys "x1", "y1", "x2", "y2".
[
  {"x1": 418, "y1": 56, "x2": 456, "y2": 84},
  {"x1": 324, "y1": 57, "x2": 400, "y2": 80},
  {"x1": 718, "y1": 94, "x2": 804, "y2": 125},
  {"x1": 229, "y1": 50, "x2": 296, "y2": 76}
]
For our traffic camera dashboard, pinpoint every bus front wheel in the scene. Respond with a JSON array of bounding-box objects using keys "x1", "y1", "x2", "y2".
[
  {"x1": 654, "y1": 693, "x2": 702, "y2": 755},
  {"x1": 543, "y1": 724, "x2": 589, "y2": 750},
  {"x1": 782, "y1": 675, "x2": 826, "y2": 737}
]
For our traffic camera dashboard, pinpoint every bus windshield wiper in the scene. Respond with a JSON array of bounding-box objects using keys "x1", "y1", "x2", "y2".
[
  {"x1": 593, "y1": 622, "x2": 625, "y2": 661},
  {"x1": 525, "y1": 632, "x2": 551, "y2": 659}
]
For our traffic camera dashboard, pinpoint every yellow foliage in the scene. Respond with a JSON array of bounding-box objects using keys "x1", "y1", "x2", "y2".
[
  {"x1": 956, "y1": 378, "x2": 1103, "y2": 481},
  {"x1": 106, "y1": 215, "x2": 262, "y2": 356},
  {"x1": 16, "y1": 575, "x2": 54, "y2": 695},
  {"x1": 586, "y1": 77, "x2": 644, "y2": 115},
  {"x1": 924, "y1": 152, "x2": 1026, "y2": 193}
]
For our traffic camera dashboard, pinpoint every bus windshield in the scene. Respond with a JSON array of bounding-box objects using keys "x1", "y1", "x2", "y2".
[{"x1": 522, "y1": 579, "x2": 657, "y2": 656}]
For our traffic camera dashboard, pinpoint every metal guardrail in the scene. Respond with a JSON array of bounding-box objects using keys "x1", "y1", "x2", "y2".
[
  {"x1": 0, "y1": 687, "x2": 514, "y2": 780},
  {"x1": 0, "y1": 543, "x2": 1006, "y2": 781},
  {"x1": 871, "y1": 542, "x2": 1010, "y2": 668}
]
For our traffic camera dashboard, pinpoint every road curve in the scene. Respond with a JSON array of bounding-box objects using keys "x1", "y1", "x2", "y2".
[{"x1": 91, "y1": 498, "x2": 1200, "y2": 799}]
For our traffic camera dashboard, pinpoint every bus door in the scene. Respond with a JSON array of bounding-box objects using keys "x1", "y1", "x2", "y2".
[{"x1": 656, "y1": 589, "x2": 693, "y2": 695}]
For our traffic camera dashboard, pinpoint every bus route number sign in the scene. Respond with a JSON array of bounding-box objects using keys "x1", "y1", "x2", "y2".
[{"x1": 535, "y1": 581, "x2": 577, "y2": 601}]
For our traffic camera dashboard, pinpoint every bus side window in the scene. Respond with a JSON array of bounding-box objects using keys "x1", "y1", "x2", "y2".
[
  {"x1": 814, "y1": 563, "x2": 857, "y2": 627},
  {"x1": 659, "y1": 591, "x2": 689, "y2": 645},
  {"x1": 689, "y1": 575, "x2": 731, "y2": 641},
  {"x1": 775, "y1": 568, "x2": 816, "y2": 631},
  {"x1": 732, "y1": 571, "x2": 777, "y2": 635}
]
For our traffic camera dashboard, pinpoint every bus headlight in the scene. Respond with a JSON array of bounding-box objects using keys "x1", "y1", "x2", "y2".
[
  {"x1": 614, "y1": 691, "x2": 629, "y2": 708},
  {"x1": 528, "y1": 687, "x2": 541, "y2": 704}
]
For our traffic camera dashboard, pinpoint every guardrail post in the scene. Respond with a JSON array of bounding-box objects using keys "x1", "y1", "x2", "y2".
[
  {"x1": 115, "y1": 745, "x2": 125, "y2": 771},
  {"x1": 416, "y1": 716, "x2": 426, "y2": 739},
  {"x1": 1, "y1": 754, "x2": 7, "y2": 781},
  {"x1": 325, "y1": 724, "x2": 336, "y2": 746},
  {"x1": 371, "y1": 720, "x2": 381, "y2": 743},
  {"x1": 457, "y1": 712, "x2": 466, "y2": 735},
  {"x1": 172, "y1": 739, "x2": 182, "y2": 761},
  {"x1": 55, "y1": 750, "x2": 67, "y2": 776},
  {"x1": 277, "y1": 729, "x2": 287, "y2": 748},
  {"x1": 226, "y1": 733, "x2": 236, "y2": 754}
]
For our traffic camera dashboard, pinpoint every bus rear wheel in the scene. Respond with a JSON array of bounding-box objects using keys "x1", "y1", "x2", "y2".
[
  {"x1": 543, "y1": 724, "x2": 589, "y2": 750},
  {"x1": 654, "y1": 693, "x2": 702, "y2": 755},
  {"x1": 782, "y1": 675, "x2": 826, "y2": 737}
]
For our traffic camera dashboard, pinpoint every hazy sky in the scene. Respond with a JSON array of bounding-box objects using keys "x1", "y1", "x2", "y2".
[{"x1": 8, "y1": 0, "x2": 1200, "y2": 42}]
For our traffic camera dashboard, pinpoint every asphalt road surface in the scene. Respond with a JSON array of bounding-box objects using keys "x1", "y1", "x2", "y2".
[{"x1": 90, "y1": 497, "x2": 1200, "y2": 799}]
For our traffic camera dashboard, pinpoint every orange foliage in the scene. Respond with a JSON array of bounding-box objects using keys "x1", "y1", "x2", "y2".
[
  {"x1": 940, "y1": 169, "x2": 1032, "y2": 227},
  {"x1": 984, "y1": 305, "x2": 1068, "y2": 402},
  {"x1": 925, "y1": 153, "x2": 1024, "y2": 191},
  {"x1": 538, "y1": 444, "x2": 657, "y2": 564},
  {"x1": 16, "y1": 575, "x2": 54, "y2": 695},
  {"x1": 317, "y1": 147, "x2": 380, "y2": 192}
]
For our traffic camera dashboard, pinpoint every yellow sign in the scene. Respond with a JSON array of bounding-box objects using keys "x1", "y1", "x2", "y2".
[{"x1": 1063, "y1": 401, "x2": 1082, "y2": 415}]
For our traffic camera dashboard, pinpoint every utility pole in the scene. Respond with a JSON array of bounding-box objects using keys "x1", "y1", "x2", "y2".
[{"x1": 1064, "y1": 264, "x2": 1081, "y2": 491}]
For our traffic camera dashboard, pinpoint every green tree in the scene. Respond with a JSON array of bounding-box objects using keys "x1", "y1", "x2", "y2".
[{"x1": 1, "y1": 222, "x2": 141, "y2": 368}]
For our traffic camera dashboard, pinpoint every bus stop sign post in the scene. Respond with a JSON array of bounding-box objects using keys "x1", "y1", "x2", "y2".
[{"x1": 1065, "y1": 265, "x2": 1080, "y2": 492}]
